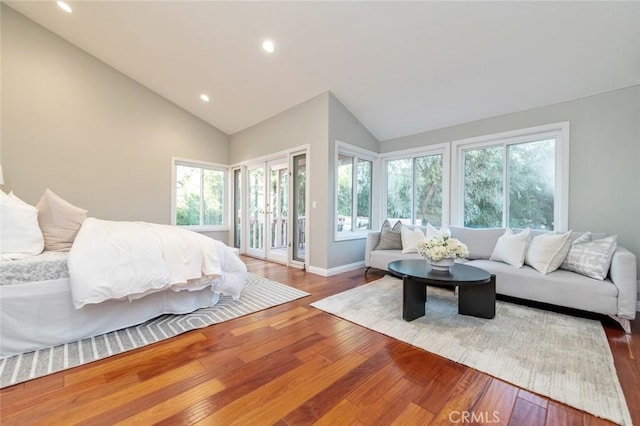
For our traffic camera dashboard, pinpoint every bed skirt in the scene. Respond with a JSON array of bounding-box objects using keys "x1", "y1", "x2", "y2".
[{"x1": 0, "y1": 278, "x2": 220, "y2": 358}]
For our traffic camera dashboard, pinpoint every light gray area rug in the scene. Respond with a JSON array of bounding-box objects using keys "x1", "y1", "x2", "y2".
[
  {"x1": 0, "y1": 273, "x2": 308, "y2": 388},
  {"x1": 311, "y1": 275, "x2": 631, "y2": 425}
]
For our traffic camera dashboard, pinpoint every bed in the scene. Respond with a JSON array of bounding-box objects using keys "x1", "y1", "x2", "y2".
[{"x1": 0, "y1": 217, "x2": 247, "y2": 358}]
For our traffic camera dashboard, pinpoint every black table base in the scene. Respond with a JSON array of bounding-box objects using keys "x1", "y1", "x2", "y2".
[{"x1": 401, "y1": 274, "x2": 496, "y2": 321}]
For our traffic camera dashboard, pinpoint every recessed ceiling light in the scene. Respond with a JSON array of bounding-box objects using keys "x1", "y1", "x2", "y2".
[
  {"x1": 57, "y1": 1, "x2": 72, "y2": 13},
  {"x1": 262, "y1": 39, "x2": 275, "y2": 53},
  {"x1": 200, "y1": 94, "x2": 210, "y2": 103}
]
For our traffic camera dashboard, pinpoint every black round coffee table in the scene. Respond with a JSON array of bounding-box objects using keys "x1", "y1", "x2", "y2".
[{"x1": 388, "y1": 260, "x2": 496, "y2": 321}]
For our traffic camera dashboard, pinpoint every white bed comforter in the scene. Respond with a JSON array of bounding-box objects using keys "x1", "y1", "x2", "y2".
[{"x1": 68, "y1": 218, "x2": 247, "y2": 309}]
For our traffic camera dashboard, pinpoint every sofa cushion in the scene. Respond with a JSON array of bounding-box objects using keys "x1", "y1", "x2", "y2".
[
  {"x1": 525, "y1": 231, "x2": 572, "y2": 274},
  {"x1": 401, "y1": 226, "x2": 425, "y2": 254},
  {"x1": 375, "y1": 220, "x2": 403, "y2": 250},
  {"x1": 560, "y1": 232, "x2": 617, "y2": 280},
  {"x1": 467, "y1": 259, "x2": 618, "y2": 316},
  {"x1": 449, "y1": 226, "x2": 504, "y2": 260},
  {"x1": 490, "y1": 228, "x2": 531, "y2": 267},
  {"x1": 369, "y1": 249, "x2": 423, "y2": 271}
]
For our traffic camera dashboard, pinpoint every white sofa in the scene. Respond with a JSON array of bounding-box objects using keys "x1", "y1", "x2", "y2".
[{"x1": 365, "y1": 225, "x2": 638, "y2": 333}]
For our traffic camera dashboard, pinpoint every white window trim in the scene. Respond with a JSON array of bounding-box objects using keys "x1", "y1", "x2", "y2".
[
  {"x1": 171, "y1": 157, "x2": 229, "y2": 232},
  {"x1": 380, "y1": 142, "x2": 451, "y2": 227},
  {"x1": 450, "y1": 122, "x2": 570, "y2": 231},
  {"x1": 335, "y1": 141, "x2": 379, "y2": 242}
]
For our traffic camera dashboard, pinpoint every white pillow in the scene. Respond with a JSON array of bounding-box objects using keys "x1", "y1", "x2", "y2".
[
  {"x1": 560, "y1": 232, "x2": 618, "y2": 280},
  {"x1": 0, "y1": 190, "x2": 45, "y2": 260},
  {"x1": 525, "y1": 231, "x2": 572, "y2": 274},
  {"x1": 8, "y1": 191, "x2": 26, "y2": 204},
  {"x1": 426, "y1": 223, "x2": 450, "y2": 240},
  {"x1": 36, "y1": 189, "x2": 88, "y2": 251},
  {"x1": 401, "y1": 226, "x2": 425, "y2": 254},
  {"x1": 490, "y1": 228, "x2": 531, "y2": 268}
]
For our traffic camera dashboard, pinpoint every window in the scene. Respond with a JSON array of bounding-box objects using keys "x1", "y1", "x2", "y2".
[
  {"x1": 336, "y1": 143, "x2": 374, "y2": 239},
  {"x1": 384, "y1": 146, "x2": 448, "y2": 227},
  {"x1": 173, "y1": 159, "x2": 227, "y2": 229},
  {"x1": 452, "y1": 122, "x2": 569, "y2": 231}
]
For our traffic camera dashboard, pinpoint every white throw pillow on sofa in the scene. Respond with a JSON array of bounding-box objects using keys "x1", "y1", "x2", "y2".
[
  {"x1": 426, "y1": 223, "x2": 450, "y2": 239},
  {"x1": 426, "y1": 223, "x2": 441, "y2": 239},
  {"x1": 401, "y1": 226, "x2": 425, "y2": 254},
  {"x1": 525, "y1": 231, "x2": 572, "y2": 274},
  {"x1": 490, "y1": 228, "x2": 531, "y2": 268},
  {"x1": 0, "y1": 190, "x2": 44, "y2": 260}
]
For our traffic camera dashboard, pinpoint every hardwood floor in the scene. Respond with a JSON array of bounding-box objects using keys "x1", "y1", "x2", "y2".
[{"x1": 1, "y1": 256, "x2": 638, "y2": 425}]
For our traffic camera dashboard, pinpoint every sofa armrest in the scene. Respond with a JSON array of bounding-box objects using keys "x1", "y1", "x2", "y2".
[
  {"x1": 609, "y1": 247, "x2": 638, "y2": 319},
  {"x1": 365, "y1": 232, "x2": 381, "y2": 267}
]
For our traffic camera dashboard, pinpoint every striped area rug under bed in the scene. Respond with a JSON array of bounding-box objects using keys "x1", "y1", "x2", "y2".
[{"x1": 0, "y1": 273, "x2": 309, "y2": 388}]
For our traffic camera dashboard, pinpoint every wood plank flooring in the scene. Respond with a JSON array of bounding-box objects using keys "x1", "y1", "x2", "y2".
[{"x1": 1, "y1": 256, "x2": 638, "y2": 425}]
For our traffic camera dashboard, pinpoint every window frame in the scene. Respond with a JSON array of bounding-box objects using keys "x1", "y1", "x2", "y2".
[
  {"x1": 451, "y1": 122, "x2": 570, "y2": 231},
  {"x1": 381, "y1": 143, "x2": 451, "y2": 228},
  {"x1": 171, "y1": 157, "x2": 229, "y2": 231},
  {"x1": 334, "y1": 141, "x2": 377, "y2": 242}
]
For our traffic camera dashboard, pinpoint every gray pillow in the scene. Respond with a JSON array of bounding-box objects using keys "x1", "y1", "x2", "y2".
[
  {"x1": 375, "y1": 220, "x2": 403, "y2": 250},
  {"x1": 560, "y1": 232, "x2": 617, "y2": 280},
  {"x1": 449, "y1": 226, "x2": 505, "y2": 260}
]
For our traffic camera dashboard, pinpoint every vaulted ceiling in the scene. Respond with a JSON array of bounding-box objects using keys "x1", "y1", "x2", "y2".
[{"x1": 5, "y1": 1, "x2": 640, "y2": 140}]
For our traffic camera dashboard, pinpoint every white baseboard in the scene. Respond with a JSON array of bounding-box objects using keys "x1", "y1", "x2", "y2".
[{"x1": 307, "y1": 261, "x2": 365, "y2": 277}]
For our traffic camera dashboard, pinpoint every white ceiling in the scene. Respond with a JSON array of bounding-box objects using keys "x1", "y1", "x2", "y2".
[{"x1": 5, "y1": 1, "x2": 640, "y2": 141}]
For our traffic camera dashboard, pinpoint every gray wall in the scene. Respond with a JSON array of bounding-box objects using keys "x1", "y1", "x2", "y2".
[
  {"x1": 230, "y1": 93, "x2": 330, "y2": 269},
  {"x1": 1, "y1": 6, "x2": 230, "y2": 240},
  {"x1": 229, "y1": 93, "x2": 379, "y2": 271},
  {"x1": 4, "y1": 5, "x2": 637, "y2": 275},
  {"x1": 381, "y1": 85, "x2": 640, "y2": 275},
  {"x1": 327, "y1": 93, "x2": 379, "y2": 268}
]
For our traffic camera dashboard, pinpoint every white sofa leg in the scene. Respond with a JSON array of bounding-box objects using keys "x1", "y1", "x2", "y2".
[{"x1": 609, "y1": 315, "x2": 632, "y2": 334}]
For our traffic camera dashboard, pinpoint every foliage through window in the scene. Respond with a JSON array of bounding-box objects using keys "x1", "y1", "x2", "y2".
[
  {"x1": 336, "y1": 151, "x2": 372, "y2": 235},
  {"x1": 386, "y1": 153, "x2": 444, "y2": 227},
  {"x1": 175, "y1": 162, "x2": 225, "y2": 227},
  {"x1": 457, "y1": 128, "x2": 564, "y2": 230}
]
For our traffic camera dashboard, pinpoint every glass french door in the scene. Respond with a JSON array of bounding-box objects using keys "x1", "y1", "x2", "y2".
[
  {"x1": 233, "y1": 168, "x2": 242, "y2": 249},
  {"x1": 246, "y1": 158, "x2": 289, "y2": 263},
  {"x1": 291, "y1": 153, "x2": 306, "y2": 263},
  {"x1": 241, "y1": 151, "x2": 307, "y2": 266},
  {"x1": 269, "y1": 160, "x2": 289, "y2": 263}
]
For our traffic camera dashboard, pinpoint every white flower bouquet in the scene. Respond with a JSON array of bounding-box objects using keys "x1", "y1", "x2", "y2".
[{"x1": 416, "y1": 235, "x2": 469, "y2": 262}]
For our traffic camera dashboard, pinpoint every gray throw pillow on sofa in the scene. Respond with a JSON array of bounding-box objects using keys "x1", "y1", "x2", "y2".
[
  {"x1": 560, "y1": 232, "x2": 617, "y2": 280},
  {"x1": 449, "y1": 226, "x2": 505, "y2": 259},
  {"x1": 375, "y1": 220, "x2": 403, "y2": 250}
]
